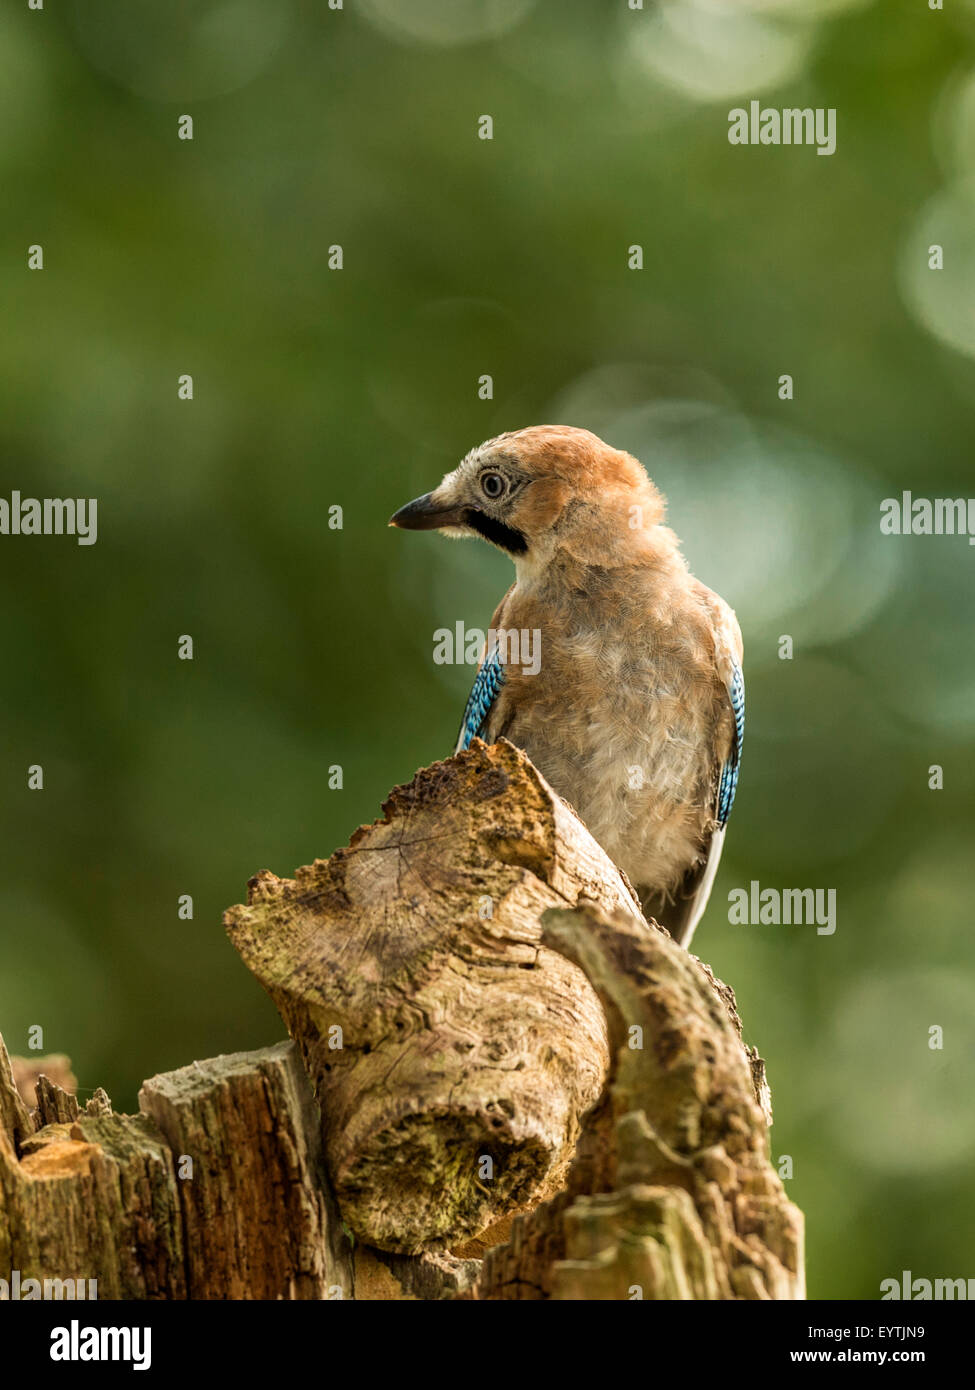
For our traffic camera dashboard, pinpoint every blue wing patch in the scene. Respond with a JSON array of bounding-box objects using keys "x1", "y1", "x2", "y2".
[
  {"x1": 716, "y1": 660, "x2": 744, "y2": 826},
  {"x1": 457, "y1": 644, "x2": 505, "y2": 751}
]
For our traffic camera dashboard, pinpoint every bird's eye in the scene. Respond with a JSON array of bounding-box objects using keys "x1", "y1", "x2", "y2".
[{"x1": 481, "y1": 472, "x2": 506, "y2": 499}]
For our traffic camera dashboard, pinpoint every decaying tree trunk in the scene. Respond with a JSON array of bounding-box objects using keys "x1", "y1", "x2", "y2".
[
  {"x1": 0, "y1": 739, "x2": 803, "y2": 1299},
  {"x1": 0, "y1": 1037, "x2": 353, "y2": 1299}
]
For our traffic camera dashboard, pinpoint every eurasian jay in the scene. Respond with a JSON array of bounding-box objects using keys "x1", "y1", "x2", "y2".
[{"x1": 389, "y1": 425, "x2": 744, "y2": 948}]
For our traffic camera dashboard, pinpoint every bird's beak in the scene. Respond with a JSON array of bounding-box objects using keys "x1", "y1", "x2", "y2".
[{"x1": 388, "y1": 492, "x2": 466, "y2": 530}]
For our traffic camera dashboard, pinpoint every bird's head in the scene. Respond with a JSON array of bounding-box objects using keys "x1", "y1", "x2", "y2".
[{"x1": 389, "y1": 425, "x2": 666, "y2": 571}]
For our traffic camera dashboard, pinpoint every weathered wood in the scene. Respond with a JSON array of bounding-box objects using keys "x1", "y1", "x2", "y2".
[
  {"x1": 1, "y1": 741, "x2": 804, "y2": 1299},
  {"x1": 225, "y1": 738, "x2": 645, "y2": 1254},
  {"x1": 7, "y1": 1049, "x2": 77, "y2": 1116},
  {"x1": 466, "y1": 903, "x2": 804, "y2": 1300},
  {"x1": 0, "y1": 1036, "x2": 33, "y2": 1153},
  {"x1": 35, "y1": 1073, "x2": 81, "y2": 1126},
  {"x1": 0, "y1": 1038, "x2": 353, "y2": 1299},
  {"x1": 140, "y1": 1045, "x2": 352, "y2": 1299},
  {"x1": 353, "y1": 1247, "x2": 481, "y2": 1301},
  {"x1": 0, "y1": 1097, "x2": 185, "y2": 1299}
]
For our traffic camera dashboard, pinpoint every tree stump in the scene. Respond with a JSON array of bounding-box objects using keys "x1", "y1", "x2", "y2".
[
  {"x1": 225, "y1": 738, "x2": 643, "y2": 1254},
  {"x1": 0, "y1": 739, "x2": 804, "y2": 1298}
]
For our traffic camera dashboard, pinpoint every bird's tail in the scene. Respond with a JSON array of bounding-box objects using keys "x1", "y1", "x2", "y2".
[{"x1": 638, "y1": 824, "x2": 727, "y2": 951}]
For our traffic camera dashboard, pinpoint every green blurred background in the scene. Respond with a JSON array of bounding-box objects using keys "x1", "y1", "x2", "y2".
[{"x1": 2, "y1": 0, "x2": 974, "y2": 1298}]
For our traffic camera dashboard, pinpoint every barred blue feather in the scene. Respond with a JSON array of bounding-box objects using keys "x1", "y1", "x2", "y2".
[
  {"x1": 716, "y1": 660, "x2": 744, "y2": 826},
  {"x1": 457, "y1": 645, "x2": 505, "y2": 751}
]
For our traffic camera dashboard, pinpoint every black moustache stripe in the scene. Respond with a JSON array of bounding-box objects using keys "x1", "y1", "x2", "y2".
[{"x1": 463, "y1": 508, "x2": 528, "y2": 555}]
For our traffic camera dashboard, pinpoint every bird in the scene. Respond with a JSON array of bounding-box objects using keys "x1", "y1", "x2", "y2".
[{"x1": 389, "y1": 425, "x2": 743, "y2": 949}]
